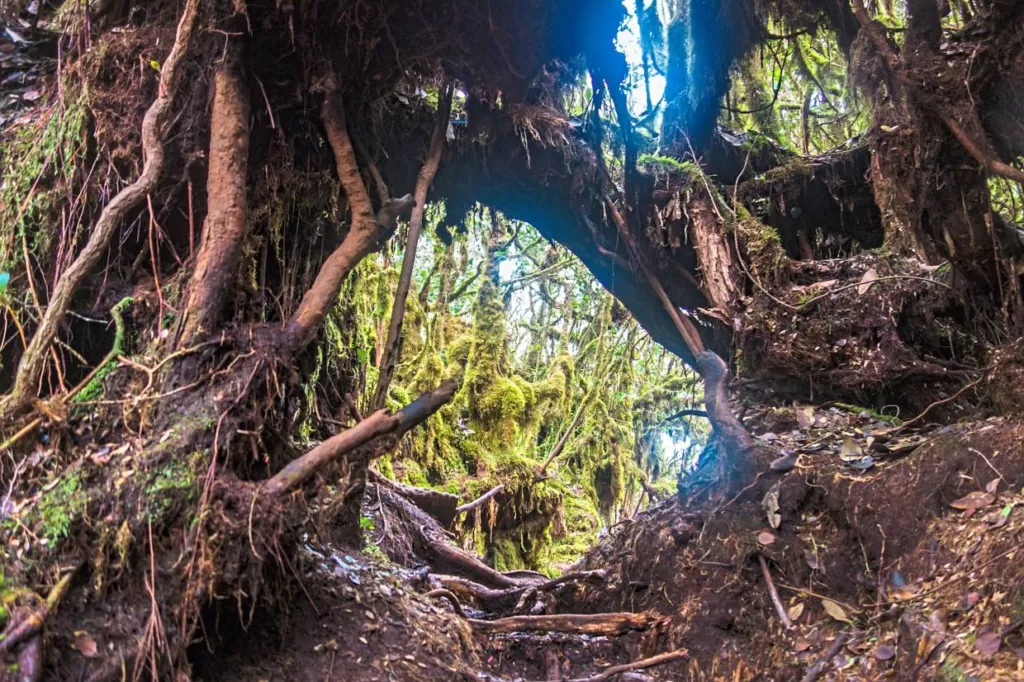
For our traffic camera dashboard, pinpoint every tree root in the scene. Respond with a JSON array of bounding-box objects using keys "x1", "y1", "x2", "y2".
[
  {"x1": 469, "y1": 612, "x2": 660, "y2": 636},
  {"x1": 0, "y1": 0, "x2": 201, "y2": 418},
  {"x1": 0, "y1": 570, "x2": 75, "y2": 656},
  {"x1": 424, "y1": 589, "x2": 467, "y2": 618}
]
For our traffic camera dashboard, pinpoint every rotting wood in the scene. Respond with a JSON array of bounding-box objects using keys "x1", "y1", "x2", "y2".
[
  {"x1": 0, "y1": 0, "x2": 201, "y2": 418},
  {"x1": 263, "y1": 380, "x2": 456, "y2": 496},
  {"x1": 369, "y1": 469, "x2": 459, "y2": 527},
  {"x1": 469, "y1": 612, "x2": 659, "y2": 636}
]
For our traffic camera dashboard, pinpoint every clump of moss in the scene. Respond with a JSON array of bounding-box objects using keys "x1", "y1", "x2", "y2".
[
  {"x1": 538, "y1": 487, "x2": 602, "y2": 573},
  {"x1": 72, "y1": 297, "x2": 133, "y2": 404},
  {"x1": 142, "y1": 455, "x2": 199, "y2": 521},
  {"x1": 33, "y1": 472, "x2": 88, "y2": 544}
]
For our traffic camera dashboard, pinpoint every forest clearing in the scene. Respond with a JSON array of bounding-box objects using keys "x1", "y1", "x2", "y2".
[{"x1": 1, "y1": 0, "x2": 1023, "y2": 679}]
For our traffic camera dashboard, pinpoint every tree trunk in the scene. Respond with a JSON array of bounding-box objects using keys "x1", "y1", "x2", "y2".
[
  {"x1": 177, "y1": 40, "x2": 250, "y2": 345},
  {"x1": 282, "y1": 88, "x2": 414, "y2": 352}
]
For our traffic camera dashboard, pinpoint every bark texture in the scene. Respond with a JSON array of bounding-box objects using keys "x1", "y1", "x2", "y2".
[{"x1": 178, "y1": 47, "x2": 250, "y2": 345}]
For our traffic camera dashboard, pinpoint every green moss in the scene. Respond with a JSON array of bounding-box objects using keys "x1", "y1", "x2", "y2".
[
  {"x1": 142, "y1": 455, "x2": 199, "y2": 521},
  {"x1": 72, "y1": 297, "x2": 132, "y2": 404},
  {"x1": 638, "y1": 154, "x2": 700, "y2": 178},
  {"x1": 34, "y1": 472, "x2": 87, "y2": 544},
  {"x1": 834, "y1": 402, "x2": 902, "y2": 426},
  {"x1": 939, "y1": 659, "x2": 969, "y2": 682},
  {"x1": 537, "y1": 488, "x2": 601, "y2": 573},
  {"x1": 0, "y1": 84, "x2": 89, "y2": 270}
]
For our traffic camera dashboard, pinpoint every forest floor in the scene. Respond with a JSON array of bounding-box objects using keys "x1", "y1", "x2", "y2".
[{"x1": 143, "y1": 383, "x2": 1024, "y2": 682}]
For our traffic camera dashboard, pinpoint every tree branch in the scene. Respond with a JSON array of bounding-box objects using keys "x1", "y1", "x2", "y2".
[
  {"x1": 263, "y1": 380, "x2": 457, "y2": 496},
  {"x1": 455, "y1": 484, "x2": 504, "y2": 514},
  {"x1": 372, "y1": 78, "x2": 455, "y2": 409},
  {"x1": 469, "y1": 612, "x2": 659, "y2": 636}
]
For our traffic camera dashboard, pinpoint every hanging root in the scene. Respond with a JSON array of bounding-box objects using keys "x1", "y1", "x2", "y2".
[{"x1": 0, "y1": 0, "x2": 201, "y2": 419}]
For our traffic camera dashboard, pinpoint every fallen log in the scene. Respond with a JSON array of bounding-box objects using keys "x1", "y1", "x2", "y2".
[
  {"x1": 264, "y1": 380, "x2": 456, "y2": 496},
  {"x1": 369, "y1": 469, "x2": 459, "y2": 527},
  {"x1": 469, "y1": 612, "x2": 659, "y2": 636}
]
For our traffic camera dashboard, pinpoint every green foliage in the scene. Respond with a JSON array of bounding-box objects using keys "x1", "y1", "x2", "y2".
[
  {"x1": 638, "y1": 154, "x2": 700, "y2": 177},
  {"x1": 142, "y1": 456, "x2": 199, "y2": 521},
  {"x1": 312, "y1": 207, "x2": 706, "y2": 573},
  {"x1": 34, "y1": 472, "x2": 87, "y2": 544}
]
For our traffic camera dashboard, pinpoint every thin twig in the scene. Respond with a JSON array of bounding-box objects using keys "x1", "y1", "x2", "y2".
[
  {"x1": 566, "y1": 648, "x2": 689, "y2": 682},
  {"x1": 892, "y1": 376, "x2": 984, "y2": 431},
  {"x1": 758, "y1": 555, "x2": 794, "y2": 630}
]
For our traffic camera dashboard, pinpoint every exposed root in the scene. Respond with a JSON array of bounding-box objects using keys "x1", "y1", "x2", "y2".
[
  {"x1": 469, "y1": 612, "x2": 659, "y2": 636},
  {"x1": 0, "y1": 0, "x2": 201, "y2": 418}
]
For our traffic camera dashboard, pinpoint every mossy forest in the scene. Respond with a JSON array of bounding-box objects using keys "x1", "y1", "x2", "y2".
[{"x1": 1, "y1": 0, "x2": 1023, "y2": 679}]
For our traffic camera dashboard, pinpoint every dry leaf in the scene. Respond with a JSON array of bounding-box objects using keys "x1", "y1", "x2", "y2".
[
  {"x1": 975, "y1": 632, "x2": 1002, "y2": 656},
  {"x1": 757, "y1": 531, "x2": 776, "y2": 546},
  {"x1": 787, "y1": 602, "x2": 805, "y2": 621},
  {"x1": 839, "y1": 437, "x2": 863, "y2": 461},
  {"x1": 796, "y1": 406, "x2": 815, "y2": 429},
  {"x1": 875, "y1": 644, "x2": 896, "y2": 661},
  {"x1": 73, "y1": 631, "x2": 98, "y2": 658},
  {"x1": 822, "y1": 598, "x2": 853, "y2": 623},
  {"x1": 794, "y1": 638, "x2": 812, "y2": 653},
  {"x1": 986, "y1": 478, "x2": 1000, "y2": 494},
  {"x1": 889, "y1": 585, "x2": 921, "y2": 601},
  {"x1": 857, "y1": 268, "x2": 878, "y2": 295},
  {"x1": 949, "y1": 490, "x2": 996, "y2": 512}
]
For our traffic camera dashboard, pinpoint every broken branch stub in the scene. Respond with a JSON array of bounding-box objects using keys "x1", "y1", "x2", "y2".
[{"x1": 263, "y1": 380, "x2": 457, "y2": 496}]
